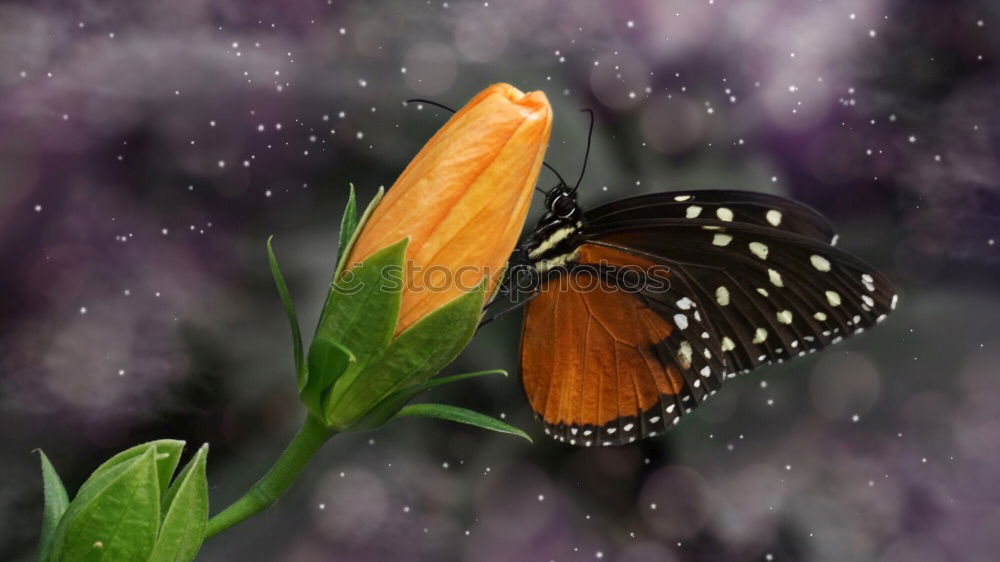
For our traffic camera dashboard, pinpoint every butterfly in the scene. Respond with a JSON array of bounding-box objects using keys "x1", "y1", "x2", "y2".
[
  {"x1": 407, "y1": 99, "x2": 898, "y2": 447},
  {"x1": 494, "y1": 119, "x2": 898, "y2": 447}
]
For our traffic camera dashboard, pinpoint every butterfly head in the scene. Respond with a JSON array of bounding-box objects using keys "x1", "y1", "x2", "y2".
[{"x1": 544, "y1": 183, "x2": 581, "y2": 221}]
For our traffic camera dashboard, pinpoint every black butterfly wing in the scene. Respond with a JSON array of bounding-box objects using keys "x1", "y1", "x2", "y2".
[
  {"x1": 586, "y1": 189, "x2": 839, "y2": 245},
  {"x1": 563, "y1": 191, "x2": 898, "y2": 437}
]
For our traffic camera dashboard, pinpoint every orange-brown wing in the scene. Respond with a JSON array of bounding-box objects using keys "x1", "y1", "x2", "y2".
[{"x1": 520, "y1": 257, "x2": 703, "y2": 446}]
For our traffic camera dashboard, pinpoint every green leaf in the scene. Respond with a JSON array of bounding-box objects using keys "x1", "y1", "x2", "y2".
[
  {"x1": 357, "y1": 369, "x2": 508, "y2": 429},
  {"x1": 395, "y1": 403, "x2": 532, "y2": 443},
  {"x1": 149, "y1": 445, "x2": 209, "y2": 562},
  {"x1": 267, "y1": 236, "x2": 306, "y2": 390},
  {"x1": 300, "y1": 337, "x2": 355, "y2": 420},
  {"x1": 48, "y1": 447, "x2": 161, "y2": 562},
  {"x1": 337, "y1": 184, "x2": 359, "y2": 265},
  {"x1": 36, "y1": 450, "x2": 69, "y2": 562},
  {"x1": 316, "y1": 237, "x2": 407, "y2": 377},
  {"x1": 78, "y1": 440, "x2": 184, "y2": 499},
  {"x1": 325, "y1": 281, "x2": 486, "y2": 428},
  {"x1": 334, "y1": 186, "x2": 384, "y2": 278}
]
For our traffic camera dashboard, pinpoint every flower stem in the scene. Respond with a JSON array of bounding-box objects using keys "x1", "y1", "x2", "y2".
[{"x1": 205, "y1": 415, "x2": 333, "y2": 538}]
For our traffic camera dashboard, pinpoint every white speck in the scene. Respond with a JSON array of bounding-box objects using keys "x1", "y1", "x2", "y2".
[
  {"x1": 79, "y1": 307, "x2": 87, "y2": 314},
  {"x1": 34, "y1": 204, "x2": 42, "y2": 212}
]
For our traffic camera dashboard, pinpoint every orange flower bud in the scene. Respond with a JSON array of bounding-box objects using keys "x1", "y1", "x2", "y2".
[{"x1": 347, "y1": 83, "x2": 552, "y2": 334}]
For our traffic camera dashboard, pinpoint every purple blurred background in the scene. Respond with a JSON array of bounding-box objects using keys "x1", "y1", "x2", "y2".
[{"x1": 1, "y1": 0, "x2": 998, "y2": 560}]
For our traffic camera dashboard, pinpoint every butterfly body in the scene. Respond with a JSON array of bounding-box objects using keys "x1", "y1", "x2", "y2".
[{"x1": 514, "y1": 186, "x2": 898, "y2": 446}]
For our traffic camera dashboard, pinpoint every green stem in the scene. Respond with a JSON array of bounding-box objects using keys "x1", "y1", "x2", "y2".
[{"x1": 205, "y1": 415, "x2": 334, "y2": 538}]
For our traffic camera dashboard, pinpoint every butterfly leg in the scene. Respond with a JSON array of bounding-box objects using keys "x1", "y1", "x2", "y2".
[{"x1": 478, "y1": 287, "x2": 541, "y2": 329}]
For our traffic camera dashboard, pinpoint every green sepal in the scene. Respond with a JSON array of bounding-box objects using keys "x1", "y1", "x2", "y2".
[
  {"x1": 149, "y1": 444, "x2": 209, "y2": 562},
  {"x1": 77, "y1": 440, "x2": 184, "y2": 499},
  {"x1": 315, "y1": 237, "x2": 407, "y2": 378},
  {"x1": 334, "y1": 185, "x2": 384, "y2": 278},
  {"x1": 36, "y1": 450, "x2": 69, "y2": 562},
  {"x1": 325, "y1": 280, "x2": 486, "y2": 429},
  {"x1": 337, "y1": 184, "x2": 359, "y2": 267},
  {"x1": 356, "y1": 369, "x2": 508, "y2": 430},
  {"x1": 300, "y1": 337, "x2": 356, "y2": 420},
  {"x1": 395, "y1": 403, "x2": 532, "y2": 443},
  {"x1": 267, "y1": 236, "x2": 306, "y2": 391},
  {"x1": 46, "y1": 447, "x2": 162, "y2": 561}
]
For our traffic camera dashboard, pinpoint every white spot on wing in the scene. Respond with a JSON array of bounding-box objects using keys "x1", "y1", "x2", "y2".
[
  {"x1": 752, "y1": 328, "x2": 768, "y2": 344},
  {"x1": 776, "y1": 310, "x2": 793, "y2": 324},
  {"x1": 813, "y1": 311, "x2": 828, "y2": 321},
  {"x1": 712, "y1": 233, "x2": 733, "y2": 247},
  {"x1": 768, "y1": 269, "x2": 784, "y2": 287},
  {"x1": 673, "y1": 313, "x2": 689, "y2": 330},
  {"x1": 686, "y1": 205, "x2": 703, "y2": 219},
  {"x1": 766, "y1": 209, "x2": 783, "y2": 226},
  {"x1": 715, "y1": 286, "x2": 730, "y2": 306},
  {"x1": 810, "y1": 255, "x2": 831, "y2": 272},
  {"x1": 676, "y1": 297, "x2": 694, "y2": 310},
  {"x1": 749, "y1": 241, "x2": 769, "y2": 260},
  {"x1": 674, "y1": 195, "x2": 692, "y2": 202},
  {"x1": 716, "y1": 207, "x2": 734, "y2": 222},
  {"x1": 678, "y1": 341, "x2": 693, "y2": 368},
  {"x1": 825, "y1": 291, "x2": 842, "y2": 306},
  {"x1": 721, "y1": 337, "x2": 735, "y2": 351}
]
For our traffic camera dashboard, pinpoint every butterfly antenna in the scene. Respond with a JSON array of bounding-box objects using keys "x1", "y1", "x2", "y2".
[
  {"x1": 572, "y1": 109, "x2": 594, "y2": 193},
  {"x1": 404, "y1": 98, "x2": 457, "y2": 113},
  {"x1": 542, "y1": 162, "x2": 568, "y2": 192}
]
